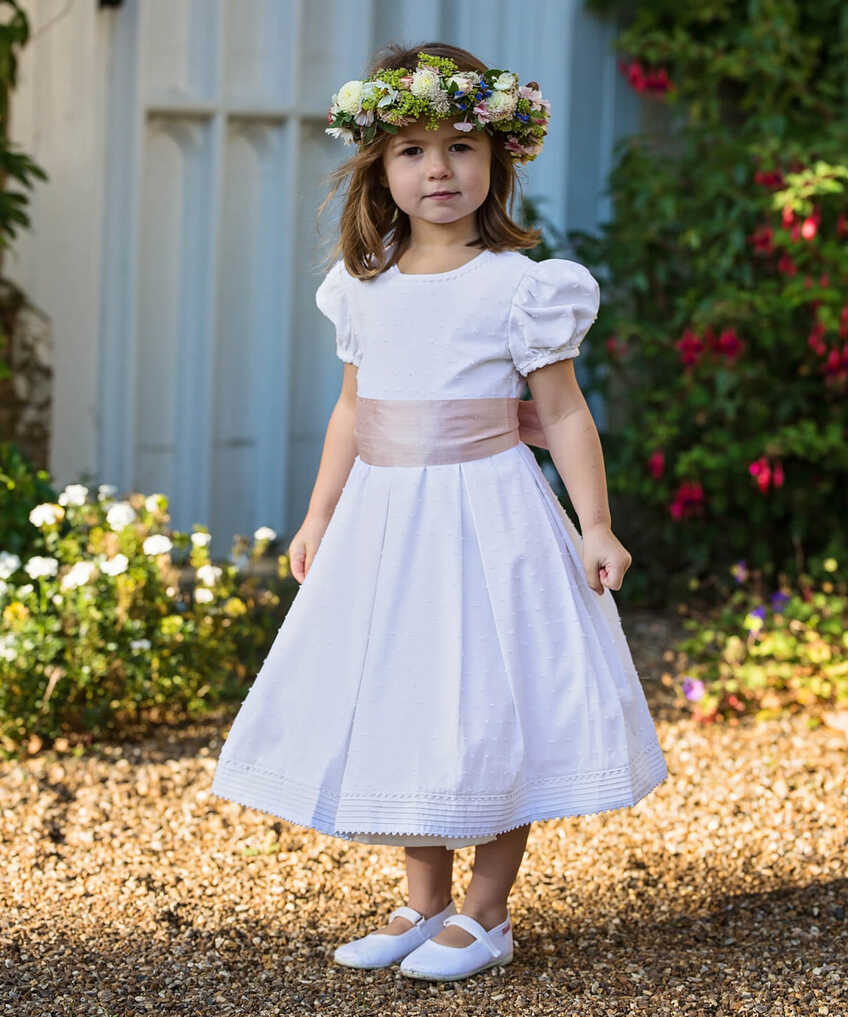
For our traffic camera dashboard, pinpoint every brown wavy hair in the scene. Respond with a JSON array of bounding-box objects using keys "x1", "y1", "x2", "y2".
[{"x1": 315, "y1": 41, "x2": 542, "y2": 281}]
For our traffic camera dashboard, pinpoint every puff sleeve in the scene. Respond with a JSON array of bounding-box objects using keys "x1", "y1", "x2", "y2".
[
  {"x1": 508, "y1": 258, "x2": 600, "y2": 377},
  {"x1": 315, "y1": 258, "x2": 361, "y2": 366}
]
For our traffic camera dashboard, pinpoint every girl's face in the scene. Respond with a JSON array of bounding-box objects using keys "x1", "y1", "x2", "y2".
[{"x1": 381, "y1": 118, "x2": 492, "y2": 236}]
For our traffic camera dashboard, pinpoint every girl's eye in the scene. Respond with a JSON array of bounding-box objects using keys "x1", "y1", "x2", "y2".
[{"x1": 400, "y1": 143, "x2": 471, "y2": 156}]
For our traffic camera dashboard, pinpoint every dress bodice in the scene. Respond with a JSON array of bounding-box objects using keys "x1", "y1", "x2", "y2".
[{"x1": 315, "y1": 247, "x2": 600, "y2": 400}]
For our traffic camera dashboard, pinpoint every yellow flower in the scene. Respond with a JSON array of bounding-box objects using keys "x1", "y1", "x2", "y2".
[{"x1": 823, "y1": 557, "x2": 838, "y2": 572}]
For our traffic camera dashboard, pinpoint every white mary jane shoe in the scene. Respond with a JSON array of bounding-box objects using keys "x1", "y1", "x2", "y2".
[
  {"x1": 333, "y1": 900, "x2": 457, "y2": 970},
  {"x1": 399, "y1": 910, "x2": 514, "y2": 982}
]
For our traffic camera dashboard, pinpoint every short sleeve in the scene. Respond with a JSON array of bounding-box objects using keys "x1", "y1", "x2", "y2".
[
  {"x1": 507, "y1": 258, "x2": 600, "y2": 377},
  {"x1": 315, "y1": 258, "x2": 361, "y2": 367}
]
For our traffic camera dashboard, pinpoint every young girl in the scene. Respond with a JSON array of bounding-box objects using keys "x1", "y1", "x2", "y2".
[{"x1": 210, "y1": 42, "x2": 668, "y2": 982}]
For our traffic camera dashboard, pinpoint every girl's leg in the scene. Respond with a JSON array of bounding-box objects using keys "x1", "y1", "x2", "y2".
[
  {"x1": 430, "y1": 823, "x2": 531, "y2": 947},
  {"x1": 373, "y1": 845, "x2": 455, "y2": 936}
]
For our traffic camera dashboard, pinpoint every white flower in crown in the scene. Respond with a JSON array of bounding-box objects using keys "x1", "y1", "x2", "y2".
[
  {"x1": 410, "y1": 66, "x2": 442, "y2": 99},
  {"x1": 484, "y1": 89, "x2": 517, "y2": 121},
  {"x1": 447, "y1": 72, "x2": 479, "y2": 94},
  {"x1": 493, "y1": 71, "x2": 518, "y2": 91},
  {"x1": 335, "y1": 80, "x2": 364, "y2": 115},
  {"x1": 326, "y1": 125, "x2": 356, "y2": 144},
  {"x1": 362, "y1": 78, "x2": 398, "y2": 108},
  {"x1": 354, "y1": 108, "x2": 375, "y2": 126}
]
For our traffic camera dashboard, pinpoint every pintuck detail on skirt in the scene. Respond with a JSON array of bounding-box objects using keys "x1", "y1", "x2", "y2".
[{"x1": 209, "y1": 440, "x2": 669, "y2": 846}]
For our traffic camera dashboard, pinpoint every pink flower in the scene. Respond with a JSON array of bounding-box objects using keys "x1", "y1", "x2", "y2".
[
  {"x1": 749, "y1": 224, "x2": 773, "y2": 254},
  {"x1": 754, "y1": 169, "x2": 784, "y2": 189},
  {"x1": 801, "y1": 215, "x2": 819, "y2": 240},
  {"x1": 675, "y1": 327, "x2": 704, "y2": 366},
  {"x1": 777, "y1": 254, "x2": 797, "y2": 276},
  {"x1": 781, "y1": 205, "x2": 795, "y2": 227},
  {"x1": 716, "y1": 327, "x2": 743, "y2": 360},
  {"x1": 649, "y1": 450, "x2": 665, "y2": 479},
  {"x1": 669, "y1": 480, "x2": 704, "y2": 519}
]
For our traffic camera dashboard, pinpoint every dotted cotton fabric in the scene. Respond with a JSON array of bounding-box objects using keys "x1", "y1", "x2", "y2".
[{"x1": 210, "y1": 248, "x2": 668, "y2": 848}]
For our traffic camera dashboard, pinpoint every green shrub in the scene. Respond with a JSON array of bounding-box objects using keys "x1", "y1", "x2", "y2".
[
  {"x1": 672, "y1": 555, "x2": 847, "y2": 723},
  {"x1": 0, "y1": 482, "x2": 296, "y2": 758},
  {"x1": 0, "y1": 440, "x2": 56, "y2": 556},
  {"x1": 566, "y1": 0, "x2": 848, "y2": 607}
]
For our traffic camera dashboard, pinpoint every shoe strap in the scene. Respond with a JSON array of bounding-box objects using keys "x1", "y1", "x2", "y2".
[
  {"x1": 388, "y1": 905, "x2": 425, "y2": 927},
  {"x1": 443, "y1": 914, "x2": 504, "y2": 958}
]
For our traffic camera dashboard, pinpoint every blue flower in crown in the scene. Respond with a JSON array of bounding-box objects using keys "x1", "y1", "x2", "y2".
[{"x1": 324, "y1": 52, "x2": 551, "y2": 164}]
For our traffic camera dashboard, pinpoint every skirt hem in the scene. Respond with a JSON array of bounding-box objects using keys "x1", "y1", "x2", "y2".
[{"x1": 209, "y1": 741, "x2": 668, "y2": 844}]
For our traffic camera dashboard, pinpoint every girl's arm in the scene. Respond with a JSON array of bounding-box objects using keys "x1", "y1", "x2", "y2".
[
  {"x1": 526, "y1": 359, "x2": 632, "y2": 595},
  {"x1": 305, "y1": 364, "x2": 359, "y2": 521},
  {"x1": 288, "y1": 365, "x2": 358, "y2": 582}
]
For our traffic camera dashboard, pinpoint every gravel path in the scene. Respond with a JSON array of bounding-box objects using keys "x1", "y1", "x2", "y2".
[{"x1": 1, "y1": 609, "x2": 845, "y2": 1016}]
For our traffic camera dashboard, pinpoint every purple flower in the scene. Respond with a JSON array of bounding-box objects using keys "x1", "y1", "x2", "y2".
[
  {"x1": 751, "y1": 605, "x2": 766, "y2": 619},
  {"x1": 682, "y1": 676, "x2": 705, "y2": 702},
  {"x1": 771, "y1": 590, "x2": 790, "y2": 612}
]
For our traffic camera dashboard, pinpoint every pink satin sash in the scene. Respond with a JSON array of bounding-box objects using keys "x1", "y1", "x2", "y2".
[{"x1": 355, "y1": 396, "x2": 521, "y2": 466}]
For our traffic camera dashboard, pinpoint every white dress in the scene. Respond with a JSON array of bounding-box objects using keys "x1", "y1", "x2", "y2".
[{"x1": 210, "y1": 247, "x2": 668, "y2": 848}]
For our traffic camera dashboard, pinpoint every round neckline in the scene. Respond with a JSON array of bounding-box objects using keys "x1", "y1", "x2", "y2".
[{"x1": 389, "y1": 248, "x2": 492, "y2": 279}]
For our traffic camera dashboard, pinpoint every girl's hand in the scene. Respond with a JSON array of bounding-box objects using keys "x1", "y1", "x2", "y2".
[
  {"x1": 517, "y1": 398, "x2": 549, "y2": 449},
  {"x1": 287, "y1": 513, "x2": 331, "y2": 584},
  {"x1": 581, "y1": 524, "x2": 632, "y2": 595}
]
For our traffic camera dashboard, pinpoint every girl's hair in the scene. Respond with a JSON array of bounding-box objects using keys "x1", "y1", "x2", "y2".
[{"x1": 316, "y1": 41, "x2": 542, "y2": 280}]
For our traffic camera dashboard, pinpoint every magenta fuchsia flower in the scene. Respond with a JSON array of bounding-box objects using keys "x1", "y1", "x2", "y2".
[
  {"x1": 748, "y1": 223, "x2": 774, "y2": 253},
  {"x1": 618, "y1": 60, "x2": 672, "y2": 96},
  {"x1": 682, "y1": 676, "x2": 705, "y2": 702},
  {"x1": 649, "y1": 450, "x2": 665, "y2": 479},
  {"x1": 777, "y1": 254, "x2": 797, "y2": 276},
  {"x1": 801, "y1": 212, "x2": 820, "y2": 240},
  {"x1": 675, "y1": 327, "x2": 704, "y2": 366},
  {"x1": 754, "y1": 168, "x2": 785, "y2": 189},
  {"x1": 669, "y1": 480, "x2": 704, "y2": 520},
  {"x1": 748, "y1": 456, "x2": 784, "y2": 493}
]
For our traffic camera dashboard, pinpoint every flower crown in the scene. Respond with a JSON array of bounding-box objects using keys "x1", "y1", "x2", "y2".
[{"x1": 325, "y1": 52, "x2": 551, "y2": 164}]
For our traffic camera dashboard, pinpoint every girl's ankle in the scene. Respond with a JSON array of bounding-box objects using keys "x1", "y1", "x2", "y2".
[{"x1": 409, "y1": 895, "x2": 453, "y2": 919}]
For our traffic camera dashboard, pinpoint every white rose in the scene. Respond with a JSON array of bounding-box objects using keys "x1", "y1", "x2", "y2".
[
  {"x1": 191, "y1": 531, "x2": 212, "y2": 547},
  {"x1": 254, "y1": 526, "x2": 276, "y2": 542},
  {"x1": 29, "y1": 503, "x2": 62, "y2": 528},
  {"x1": 196, "y1": 564, "x2": 222, "y2": 587},
  {"x1": 58, "y1": 484, "x2": 88, "y2": 507},
  {"x1": 484, "y1": 90, "x2": 517, "y2": 121},
  {"x1": 448, "y1": 73, "x2": 478, "y2": 94},
  {"x1": 60, "y1": 561, "x2": 97, "y2": 591},
  {"x1": 143, "y1": 534, "x2": 173, "y2": 556},
  {"x1": 493, "y1": 72, "x2": 518, "y2": 91},
  {"x1": 24, "y1": 556, "x2": 59, "y2": 580},
  {"x1": 106, "y1": 501, "x2": 137, "y2": 531},
  {"x1": 101, "y1": 553, "x2": 129, "y2": 576},
  {"x1": 336, "y1": 80, "x2": 364, "y2": 115},
  {"x1": 0, "y1": 552, "x2": 21, "y2": 580},
  {"x1": 195, "y1": 587, "x2": 214, "y2": 604}
]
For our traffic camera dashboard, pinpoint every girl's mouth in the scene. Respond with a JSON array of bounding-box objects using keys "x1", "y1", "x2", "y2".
[{"x1": 427, "y1": 191, "x2": 459, "y2": 200}]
